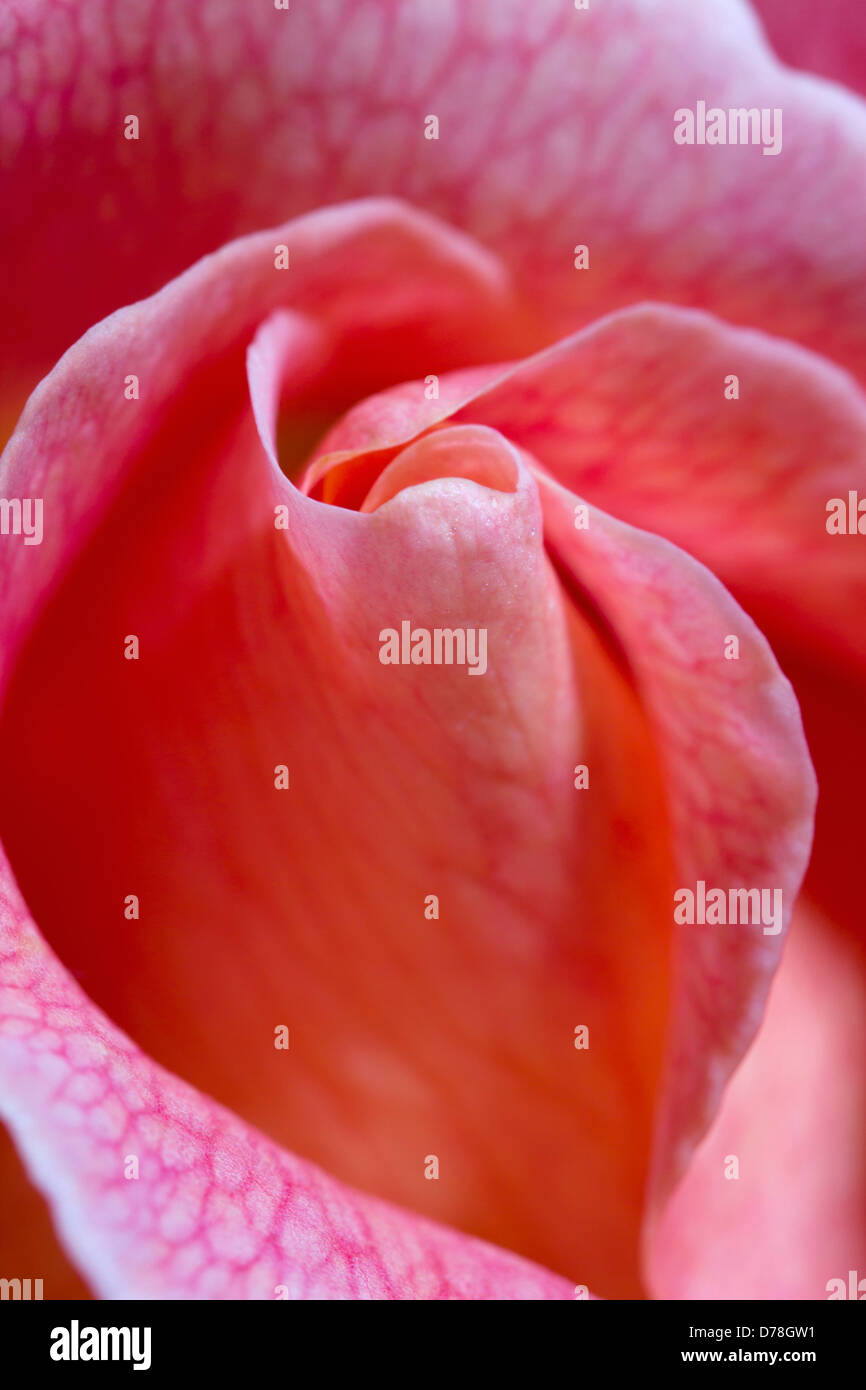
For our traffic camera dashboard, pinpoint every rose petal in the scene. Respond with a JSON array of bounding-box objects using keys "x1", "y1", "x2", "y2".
[
  {"x1": 307, "y1": 374, "x2": 817, "y2": 1251},
  {"x1": 0, "y1": 197, "x2": 518, "y2": 688},
  {"x1": 480, "y1": 304, "x2": 865, "y2": 949},
  {"x1": 647, "y1": 903, "x2": 866, "y2": 1298},
  {"x1": 459, "y1": 305, "x2": 866, "y2": 950},
  {"x1": 435, "y1": 304, "x2": 866, "y2": 682},
  {"x1": 4, "y1": 0, "x2": 866, "y2": 418},
  {"x1": 0, "y1": 417, "x2": 673, "y2": 1293},
  {"x1": 528, "y1": 473, "x2": 817, "y2": 1210},
  {"x1": 0, "y1": 848, "x2": 577, "y2": 1299},
  {"x1": 0, "y1": 204, "x2": 670, "y2": 1294},
  {"x1": 312, "y1": 302, "x2": 865, "y2": 947}
]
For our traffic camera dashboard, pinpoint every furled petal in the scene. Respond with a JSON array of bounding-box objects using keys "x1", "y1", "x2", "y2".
[
  {"x1": 648, "y1": 903, "x2": 866, "y2": 1299},
  {"x1": 306, "y1": 345, "x2": 817, "y2": 1222},
  {"x1": 312, "y1": 301, "x2": 866, "y2": 948},
  {"x1": 0, "y1": 196, "x2": 519, "y2": 687},
  {"x1": 467, "y1": 304, "x2": 866, "y2": 947},
  {"x1": 2, "y1": 201, "x2": 626, "y2": 1296},
  {"x1": 4, "y1": 0, "x2": 866, "y2": 423},
  {"x1": 431, "y1": 304, "x2": 866, "y2": 682},
  {"x1": 2, "y1": 185, "x2": 815, "y2": 1296},
  {"x1": 0, "y1": 420, "x2": 668, "y2": 1294},
  {"x1": 0, "y1": 200, "x2": 671, "y2": 1295},
  {"x1": 0, "y1": 849, "x2": 576, "y2": 1299},
  {"x1": 311, "y1": 310, "x2": 866, "y2": 1294},
  {"x1": 751, "y1": 0, "x2": 866, "y2": 98},
  {"x1": 515, "y1": 475, "x2": 817, "y2": 1219}
]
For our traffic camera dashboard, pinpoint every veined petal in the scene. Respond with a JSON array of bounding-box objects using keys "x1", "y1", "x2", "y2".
[
  {"x1": 0, "y1": 850, "x2": 577, "y2": 1299},
  {"x1": 4, "y1": 0, "x2": 866, "y2": 418}
]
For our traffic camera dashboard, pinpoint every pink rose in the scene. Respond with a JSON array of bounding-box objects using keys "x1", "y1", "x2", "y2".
[{"x1": 0, "y1": 0, "x2": 862, "y2": 1302}]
